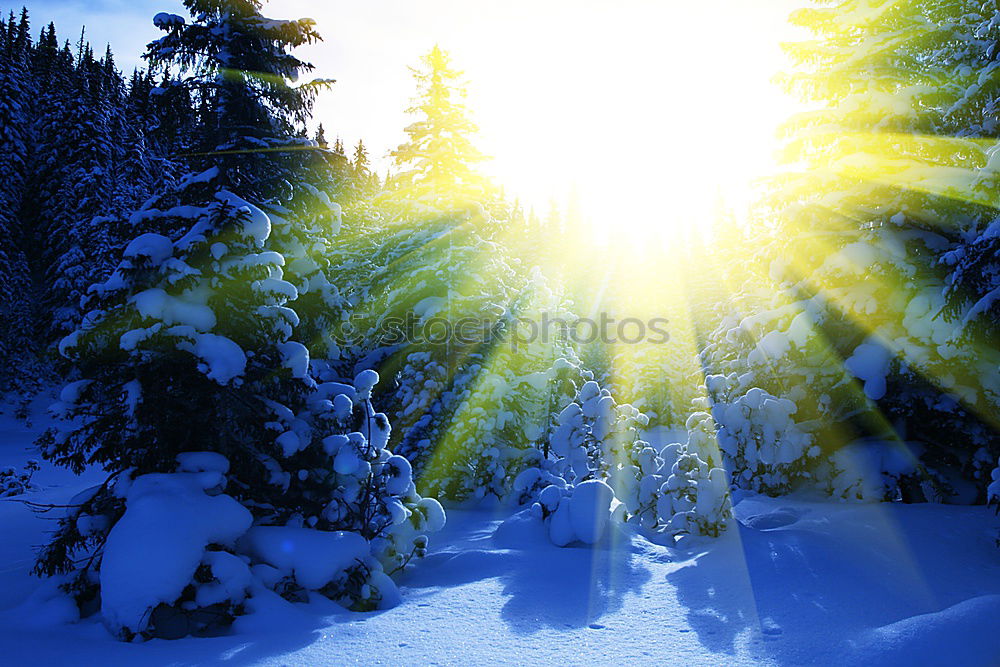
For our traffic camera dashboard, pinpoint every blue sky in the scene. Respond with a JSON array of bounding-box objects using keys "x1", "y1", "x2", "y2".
[{"x1": 17, "y1": 1, "x2": 184, "y2": 70}]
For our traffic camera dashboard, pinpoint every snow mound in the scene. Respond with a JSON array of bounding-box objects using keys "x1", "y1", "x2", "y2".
[
  {"x1": 238, "y1": 526, "x2": 368, "y2": 590},
  {"x1": 536, "y1": 480, "x2": 616, "y2": 547},
  {"x1": 846, "y1": 595, "x2": 1000, "y2": 666},
  {"x1": 100, "y1": 473, "x2": 252, "y2": 637}
]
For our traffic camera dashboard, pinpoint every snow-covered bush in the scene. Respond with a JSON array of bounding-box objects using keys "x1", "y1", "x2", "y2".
[
  {"x1": 609, "y1": 441, "x2": 732, "y2": 540},
  {"x1": 528, "y1": 480, "x2": 616, "y2": 547},
  {"x1": 549, "y1": 380, "x2": 649, "y2": 482},
  {"x1": 653, "y1": 444, "x2": 732, "y2": 538},
  {"x1": 511, "y1": 379, "x2": 645, "y2": 502},
  {"x1": 516, "y1": 381, "x2": 733, "y2": 545},
  {"x1": 0, "y1": 459, "x2": 39, "y2": 497},
  {"x1": 989, "y1": 458, "x2": 1000, "y2": 511},
  {"x1": 703, "y1": 376, "x2": 819, "y2": 495},
  {"x1": 824, "y1": 439, "x2": 927, "y2": 503}
]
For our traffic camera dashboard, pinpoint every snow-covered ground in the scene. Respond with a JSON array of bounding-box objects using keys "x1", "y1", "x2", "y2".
[{"x1": 2, "y1": 396, "x2": 999, "y2": 666}]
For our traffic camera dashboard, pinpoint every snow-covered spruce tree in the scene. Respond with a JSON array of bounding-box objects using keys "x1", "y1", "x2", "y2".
[
  {"x1": 144, "y1": 1, "x2": 348, "y2": 366},
  {"x1": 21, "y1": 23, "x2": 76, "y2": 293},
  {"x1": 0, "y1": 10, "x2": 38, "y2": 394},
  {"x1": 36, "y1": 178, "x2": 441, "y2": 640},
  {"x1": 693, "y1": 0, "x2": 999, "y2": 501},
  {"x1": 388, "y1": 44, "x2": 491, "y2": 213},
  {"x1": 33, "y1": 1, "x2": 442, "y2": 641},
  {"x1": 942, "y1": 145, "x2": 1000, "y2": 501},
  {"x1": 799, "y1": 0, "x2": 999, "y2": 499}
]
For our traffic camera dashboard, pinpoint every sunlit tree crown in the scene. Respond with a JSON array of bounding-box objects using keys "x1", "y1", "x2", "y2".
[{"x1": 391, "y1": 45, "x2": 487, "y2": 202}]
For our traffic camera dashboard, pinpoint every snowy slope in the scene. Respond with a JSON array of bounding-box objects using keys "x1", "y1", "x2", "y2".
[{"x1": 1, "y1": 398, "x2": 999, "y2": 666}]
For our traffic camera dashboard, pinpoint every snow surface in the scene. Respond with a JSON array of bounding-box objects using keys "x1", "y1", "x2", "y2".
[{"x1": 2, "y1": 397, "x2": 1000, "y2": 664}]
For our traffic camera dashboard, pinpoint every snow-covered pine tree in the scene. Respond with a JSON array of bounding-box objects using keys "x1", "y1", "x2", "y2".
[
  {"x1": 45, "y1": 42, "x2": 122, "y2": 339},
  {"x1": 517, "y1": 378, "x2": 732, "y2": 545},
  {"x1": 388, "y1": 45, "x2": 489, "y2": 211},
  {"x1": 696, "y1": 0, "x2": 1000, "y2": 501},
  {"x1": 143, "y1": 1, "x2": 348, "y2": 366},
  {"x1": 34, "y1": 1, "x2": 442, "y2": 640},
  {"x1": 0, "y1": 8, "x2": 36, "y2": 394},
  {"x1": 37, "y1": 185, "x2": 438, "y2": 638}
]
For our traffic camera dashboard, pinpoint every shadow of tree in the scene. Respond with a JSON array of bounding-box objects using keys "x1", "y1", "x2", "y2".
[
  {"x1": 401, "y1": 509, "x2": 652, "y2": 634},
  {"x1": 665, "y1": 520, "x2": 942, "y2": 664}
]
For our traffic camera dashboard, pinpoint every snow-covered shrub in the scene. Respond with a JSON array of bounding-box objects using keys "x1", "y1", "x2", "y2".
[
  {"x1": 699, "y1": 267, "x2": 997, "y2": 502},
  {"x1": 824, "y1": 439, "x2": 926, "y2": 502},
  {"x1": 703, "y1": 376, "x2": 819, "y2": 495},
  {"x1": 528, "y1": 480, "x2": 615, "y2": 547},
  {"x1": 609, "y1": 441, "x2": 732, "y2": 540},
  {"x1": 989, "y1": 458, "x2": 1000, "y2": 511},
  {"x1": 653, "y1": 444, "x2": 732, "y2": 538},
  {"x1": 517, "y1": 381, "x2": 733, "y2": 544},
  {"x1": 0, "y1": 459, "x2": 39, "y2": 497},
  {"x1": 511, "y1": 379, "x2": 646, "y2": 503},
  {"x1": 549, "y1": 380, "x2": 649, "y2": 482}
]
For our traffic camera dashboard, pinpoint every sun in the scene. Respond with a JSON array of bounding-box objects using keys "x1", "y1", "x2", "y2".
[{"x1": 458, "y1": 0, "x2": 800, "y2": 251}]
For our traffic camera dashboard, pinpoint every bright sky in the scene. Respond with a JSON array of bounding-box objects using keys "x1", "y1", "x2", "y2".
[{"x1": 26, "y1": 0, "x2": 803, "y2": 242}]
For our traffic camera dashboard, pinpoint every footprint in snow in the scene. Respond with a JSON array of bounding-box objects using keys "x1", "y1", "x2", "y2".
[
  {"x1": 744, "y1": 508, "x2": 802, "y2": 531},
  {"x1": 588, "y1": 623, "x2": 606, "y2": 630},
  {"x1": 761, "y1": 619, "x2": 783, "y2": 638}
]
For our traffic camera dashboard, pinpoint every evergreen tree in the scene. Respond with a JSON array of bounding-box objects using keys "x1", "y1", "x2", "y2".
[
  {"x1": 145, "y1": 2, "x2": 332, "y2": 200},
  {"x1": 697, "y1": 0, "x2": 1000, "y2": 501},
  {"x1": 389, "y1": 45, "x2": 488, "y2": 207},
  {"x1": 351, "y1": 138, "x2": 377, "y2": 197},
  {"x1": 35, "y1": 1, "x2": 442, "y2": 639},
  {"x1": 0, "y1": 8, "x2": 35, "y2": 392},
  {"x1": 45, "y1": 42, "x2": 120, "y2": 338}
]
